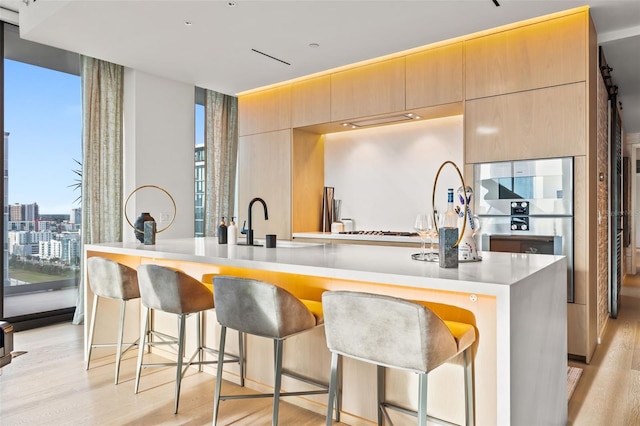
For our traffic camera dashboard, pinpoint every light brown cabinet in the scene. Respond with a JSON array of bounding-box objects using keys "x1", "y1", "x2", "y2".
[
  {"x1": 238, "y1": 85, "x2": 291, "y2": 136},
  {"x1": 465, "y1": 11, "x2": 586, "y2": 100},
  {"x1": 291, "y1": 76, "x2": 331, "y2": 128},
  {"x1": 330, "y1": 57, "x2": 405, "y2": 122},
  {"x1": 465, "y1": 82, "x2": 586, "y2": 163},
  {"x1": 406, "y1": 42, "x2": 463, "y2": 109},
  {"x1": 237, "y1": 130, "x2": 291, "y2": 238}
]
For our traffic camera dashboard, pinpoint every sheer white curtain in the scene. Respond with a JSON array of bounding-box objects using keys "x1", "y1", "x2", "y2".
[
  {"x1": 72, "y1": 56, "x2": 124, "y2": 324},
  {"x1": 204, "y1": 90, "x2": 238, "y2": 236}
]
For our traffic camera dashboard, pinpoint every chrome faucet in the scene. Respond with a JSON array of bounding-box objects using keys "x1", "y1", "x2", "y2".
[{"x1": 247, "y1": 197, "x2": 269, "y2": 245}]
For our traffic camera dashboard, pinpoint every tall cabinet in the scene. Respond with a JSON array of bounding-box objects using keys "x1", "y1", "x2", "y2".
[{"x1": 238, "y1": 6, "x2": 599, "y2": 362}]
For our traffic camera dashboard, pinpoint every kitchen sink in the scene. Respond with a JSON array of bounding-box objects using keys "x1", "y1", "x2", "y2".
[{"x1": 252, "y1": 239, "x2": 322, "y2": 248}]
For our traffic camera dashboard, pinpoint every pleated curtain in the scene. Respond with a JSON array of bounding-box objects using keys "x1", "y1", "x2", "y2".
[
  {"x1": 72, "y1": 56, "x2": 124, "y2": 324},
  {"x1": 204, "y1": 90, "x2": 238, "y2": 236}
]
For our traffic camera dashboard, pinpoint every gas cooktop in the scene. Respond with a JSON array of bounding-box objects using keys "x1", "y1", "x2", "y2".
[{"x1": 339, "y1": 230, "x2": 419, "y2": 237}]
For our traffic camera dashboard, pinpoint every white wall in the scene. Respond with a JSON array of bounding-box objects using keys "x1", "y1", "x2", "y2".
[
  {"x1": 324, "y1": 115, "x2": 464, "y2": 232},
  {"x1": 122, "y1": 69, "x2": 195, "y2": 242}
]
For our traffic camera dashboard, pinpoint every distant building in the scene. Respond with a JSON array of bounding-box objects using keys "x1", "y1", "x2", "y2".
[
  {"x1": 9, "y1": 203, "x2": 23, "y2": 221},
  {"x1": 70, "y1": 208, "x2": 81, "y2": 225},
  {"x1": 195, "y1": 144, "x2": 205, "y2": 237},
  {"x1": 24, "y1": 202, "x2": 39, "y2": 221}
]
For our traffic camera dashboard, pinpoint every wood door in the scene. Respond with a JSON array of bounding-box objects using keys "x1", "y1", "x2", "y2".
[
  {"x1": 238, "y1": 85, "x2": 291, "y2": 136},
  {"x1": 330, "y1": 57, "x2": 405, "y2": 122},
  {"x1": 465, "y1": 11, "x2": 586, "y2": 100},
  {"x1": 406, "y1": 42, "x2": 463, "y2": 109},
  {"x1": 237, "y1": 130, "x2": 292, "y2": 239},
  {"x1": 465, "y1": 82, "x2": 586, "y2": 163},
  {"x1": 291, "y1": 76, "x2": 331, "y2": 128}
]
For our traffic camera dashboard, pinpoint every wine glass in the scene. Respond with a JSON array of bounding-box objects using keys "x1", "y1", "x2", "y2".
[
  {"x1": 427, "y1": 210, "x2": 439, "y2": 260},
  {"x1": 414, "y1": 213, "x2": 433, "y2": 261}
]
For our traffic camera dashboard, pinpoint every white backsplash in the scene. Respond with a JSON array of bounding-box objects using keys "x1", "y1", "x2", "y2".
[{"x1": 324, "y1": 115, "x2": 464, "y2": 232}]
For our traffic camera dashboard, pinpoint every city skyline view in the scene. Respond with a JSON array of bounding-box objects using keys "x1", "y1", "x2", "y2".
[{"x1": 5, "y1": 58, "x2": 82, "y2": 215}]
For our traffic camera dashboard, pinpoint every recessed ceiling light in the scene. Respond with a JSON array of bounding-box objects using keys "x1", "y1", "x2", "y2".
[
  {"x1": 228, "y1": 2, "x2": 236, "y2": 7},
  {"x1": 185, "y1": 20, "x2": 193, "y2": 26},
  {"x1": 309, "y1": 43, "x2": 320, "y2": 48}
]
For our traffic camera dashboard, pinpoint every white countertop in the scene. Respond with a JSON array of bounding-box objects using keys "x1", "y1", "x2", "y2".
[{"x1": 86, "y1": 237, "x2": 566, "y2": 297}]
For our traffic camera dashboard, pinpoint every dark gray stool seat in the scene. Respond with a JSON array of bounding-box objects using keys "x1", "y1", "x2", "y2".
[
  {"x1": 135, "y1": 264, "x2": 242, "y2": 414},
  {"x1": 212, "y1": 276, "x2": 333, "y2": 426},
  {"x1": 322, "y1": 291, "x2": 476, "y2": 426},
  {"x1": 86, "y1": 257, "x2": 141, "y2": 384}
]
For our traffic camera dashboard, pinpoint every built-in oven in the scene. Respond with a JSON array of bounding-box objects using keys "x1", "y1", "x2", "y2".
[{"x1": 474, "y1": 157, "x2": 574, "y2": 302}]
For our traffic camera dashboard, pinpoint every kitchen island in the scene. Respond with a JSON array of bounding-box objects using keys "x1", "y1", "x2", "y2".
[{"x1": 84, "y1": 237, "x2": 567, "y2": 425}]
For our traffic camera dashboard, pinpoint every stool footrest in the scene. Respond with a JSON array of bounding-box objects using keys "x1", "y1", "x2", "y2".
[
  {"x1": 381, "y1": 402, "x2": 460, "y2": 426},
  {"x1": 220, "y1": 389, "x2": 329, "y2": 401}
]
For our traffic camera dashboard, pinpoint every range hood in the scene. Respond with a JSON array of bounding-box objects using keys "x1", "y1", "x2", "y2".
[{"x1": 342, "y1": 113, "x2": 420, "y2": 128}]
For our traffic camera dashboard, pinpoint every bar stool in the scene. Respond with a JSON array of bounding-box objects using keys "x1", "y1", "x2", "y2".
[
  {"x1": 135, "y1": 264, "x2": 242, "y2": 414},
  {"x1": 212, "y1": 276, "x2": 334, "y2": 426},
  {"x1": 322, "y1": 291, "x2": 476, "y2": 426},
  {"x1": 86, "y1": 256, "x2": 141, "y2": 385}
]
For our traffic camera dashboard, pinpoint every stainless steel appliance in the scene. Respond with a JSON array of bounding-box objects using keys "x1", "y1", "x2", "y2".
[{"x1": 474, "y1": 157, "x2": 574, "y2": 302}]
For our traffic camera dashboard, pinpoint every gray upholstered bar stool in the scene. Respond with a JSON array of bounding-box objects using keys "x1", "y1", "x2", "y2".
[
  {"x1": 322, "y1": 291, "x2": 476, "y2": 426},
  {"x1": 86, "y1": 256, "x2": 141, "y2": 385},
  {"x1": 212, "y1": 276, "x2": 334, "y2": 426},
  {"x1": 135, "y1": 264, "x2": 242, "y2": 414}
]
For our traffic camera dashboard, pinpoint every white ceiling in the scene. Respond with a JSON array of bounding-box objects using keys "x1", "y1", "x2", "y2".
[{"x1": 2, "y1": 0, "x2": 640, "y2": 133}]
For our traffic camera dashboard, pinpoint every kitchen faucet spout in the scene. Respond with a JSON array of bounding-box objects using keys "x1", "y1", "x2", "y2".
[{"x1": 247, "y1": 197, "x2": 269, "y2": 245}]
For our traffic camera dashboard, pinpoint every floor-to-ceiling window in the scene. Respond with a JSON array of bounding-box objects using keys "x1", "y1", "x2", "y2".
[
  {"x1": 195, "y1": 88, "x2": 204, "y2": 237},
  {"x1": 2, "y1": 23, "x2": 81, "y2": 330}
]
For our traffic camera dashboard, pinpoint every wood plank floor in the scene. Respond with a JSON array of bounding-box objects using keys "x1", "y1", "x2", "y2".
[
  {"x1": 3, "y1": 274, "x2": 640, "y2": 426},
  {"x1": 569, "y1": 273, "x2": 640, "y2": 426}
]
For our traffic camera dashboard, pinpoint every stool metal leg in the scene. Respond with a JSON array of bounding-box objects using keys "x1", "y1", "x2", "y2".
[
  {"x1": 377, "y1": 365, "x2": 385, "y2": 425},
  {"x1": 273, "y1": 339, "x2": 284, "y2": 426},
  {"x1": 213, "y1": 325, "x2": 227, "y2": 425},
  {"x1": 174, "y1": 313, "x2": 187, "y2": 414},
  {"x1": 85, "y1": 294, "x2": 99, "y2": 370},
  {"x1": 464, "y1": 348, "x2": 475, "y2": 426},
  {"x1": 238, "y1": 331, "x2": 245, "y2": 387},
  {"x1": 114, "y1": 299, "x2": 127, "y2": 384},
  {"x1": 326, "y1": 352, "x2": 339, "y2": 426},
  {"x1": 134, "y1": 305, "x2": 150, "y2": 394},
  {"x1": 417, "y1": 372, "x2": 428, "y2": 426}
]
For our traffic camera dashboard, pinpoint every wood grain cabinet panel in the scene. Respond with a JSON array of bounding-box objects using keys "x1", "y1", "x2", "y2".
[
  {"x1": 291, "y1": 76, "x2": 331, "y2": 128},
  {"x1": 465, "y1": 82, "x2": 586, "y2": 163},
  {"x1": 465, "y1": 11, "x2": 586, "y2": 100},
  {"x1": 330, "y1": 57, "x2": 405, "y2": 122},
  {"x1": 237, "y1": 130, "x2": 291, "y2": 238},
  {"x1": 238, "y1": 85, "x2": 291, "y2": 136},
  {"x1": 406, "y1": 42, "x2": 463, "y2": 109}
]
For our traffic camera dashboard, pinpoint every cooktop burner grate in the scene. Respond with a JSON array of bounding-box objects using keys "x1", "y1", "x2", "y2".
[{"x1": 339, "y1": 230, "x2": 419, "y2": 236}]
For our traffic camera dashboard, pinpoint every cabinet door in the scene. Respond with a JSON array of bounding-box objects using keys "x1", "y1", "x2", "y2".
[
  {"x1": 238, "y1": 85, "x2": 291, "y2": 136},
  {"x1": 406, "y1": 42, "x2": 463, "y2": 109},
  {"x1": 465, "y1": 11, "x2": 586, "y2": 100},
  {"x1": 291, "y1": 76, "x2": 331, "y2": 128},
  {"x1": 330, "y1": 57, "x2": 405, "y2": 122},
  {"x1": 465, "y1": 82, "x2": 585, "y2": 163},
  {"x1": 237, "y1": 130, "x2": 291, "y2": 238}
]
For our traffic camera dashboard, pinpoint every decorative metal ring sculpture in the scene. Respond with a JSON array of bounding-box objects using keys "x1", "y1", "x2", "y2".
[
  {"x1": 124, "y1": 185, "x2": 176, "y2": 234},
  {"x1": 431, "y1": 160, "x2": 467, "y2": 248}
]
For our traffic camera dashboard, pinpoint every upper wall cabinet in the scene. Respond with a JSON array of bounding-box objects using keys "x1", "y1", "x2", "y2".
[
  {"x1": 238, "y1": 85, "x2": 291, "y2": 136},
  {"x1": 406, "y1": 42, "x2": 463, "y2": 109},
  {"x1": 291, "y1": 76, "x2": 331, "y2": 128},
  {"x1": 465, "y1": 11, "x2": 586, "y2": 100},
  {"x1": 465, "y1": 82, "x2": 586, "y2": 163},
  {"x1": 330, "y1": 57, "x2": 405, "y2": 122}
]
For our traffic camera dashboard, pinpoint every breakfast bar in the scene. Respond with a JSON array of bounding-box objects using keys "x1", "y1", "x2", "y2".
[{"x1": 84, "y1": 238, "x2": 567, "y2": 425}]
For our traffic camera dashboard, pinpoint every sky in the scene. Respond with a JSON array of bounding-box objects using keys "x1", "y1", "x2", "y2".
[
  {"x1": 4, "y1": 58, "x2": 205, "y2": 215},
  {"x1": 5, "y1": 58, "x2": 82, "y2": 215}
]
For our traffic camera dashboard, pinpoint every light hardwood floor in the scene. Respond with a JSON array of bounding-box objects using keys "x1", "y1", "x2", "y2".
[
  {"x1": 2, "y1": 276, "x2": 640, "y2": 426},
  {"x1": 569, "y1": 274, "x2": 640, "y2": 426}
]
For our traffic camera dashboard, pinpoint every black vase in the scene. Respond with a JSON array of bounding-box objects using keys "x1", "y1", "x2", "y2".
[{"x1": 134, "y1": 212, "x2": 155, "y2": 243}]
